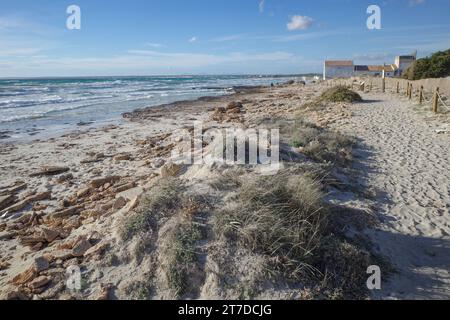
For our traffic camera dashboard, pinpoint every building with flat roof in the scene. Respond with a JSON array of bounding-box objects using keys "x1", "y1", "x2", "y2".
[
  {"x1": 323, "y1": 60, "x2": 354, "y2": 80},
  {"x1": 323, "y1": 52, "x2": 416, "y2": 79}
]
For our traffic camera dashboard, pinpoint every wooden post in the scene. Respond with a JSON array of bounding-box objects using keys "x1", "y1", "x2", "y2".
[
  {"x1": 432, "y1": 87, "x2": 439, "y2": 113},
  {"x1": 396, "y1": 82, "x2": 399, "y2": 94},
  {"x1": 406, "y1": 82, "x2": 409, "y2": 96},
  {"x1": 408, "y1": 83, "x2": 412, "y2": 100},
  {"x1": 419, "y1": 86, "x2": 424, "y2": 104},
  {"x1": 382, "y1": 78, "x2": 386, "y2": 93},
  {"x1": 361, "y1": 83, "x2": 365, "y2": 92},
  {"x1": 370, "y1": 82, "x2": 372, "y2": 91}
]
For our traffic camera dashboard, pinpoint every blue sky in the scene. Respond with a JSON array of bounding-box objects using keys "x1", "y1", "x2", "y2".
[{"x1": 1, "y1": 0, "x2": 450, "y2": 77}]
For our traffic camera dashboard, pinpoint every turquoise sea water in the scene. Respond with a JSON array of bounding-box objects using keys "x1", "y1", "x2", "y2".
[{"x1": 0, "y1": 75, "x2": 300, "y2": 141}]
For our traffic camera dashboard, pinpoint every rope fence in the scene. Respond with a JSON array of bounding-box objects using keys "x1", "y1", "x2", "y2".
[{"x1": 326, "y1": 78, "x2": 450, "y2": 114}]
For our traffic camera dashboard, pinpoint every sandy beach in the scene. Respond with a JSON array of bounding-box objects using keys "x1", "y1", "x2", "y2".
[{"x1": 0, "y1": 81, "x2": 449, "y2": 300}]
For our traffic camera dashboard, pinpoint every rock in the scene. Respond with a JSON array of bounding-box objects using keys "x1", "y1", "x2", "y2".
[
  {"x1": 84, "y1": 240, "x2": 108, "y2": 258},
  {"x1": 52, "y1": 205, "x2": 84, "y2": 219},
  {"x1": 76, "y1": 187, "x2": 92, "y2": 198},
  {"x1": 1, "y1": 191, "x2": 51, "y2": 215},
  {"x1": 30, "y1": 166, "x2": 70, "y2": 177},
  {"x1": 0, "y1": 182, "x2": 27, "y2": 196},
  {"x1": 13, "y1": 267, "x2": 37, "y2": 285},
  {"x1": 6, "y1": 289, "x2": 30, "y2": 300},
  {"x1": 41, "y1": 228, "x2": 60, "y2": 243},
  {"x1": 30, "y1": 242, "x2": 44, "y2": 252},
  {"x1": 28, "y1": 276, "x2": 51, "y2": 290},
  {"x1": 0, "y1": 261, "x2": 11, "y2": 271},
  {"x1": 33, "y1": 257, "x2": 49, "y2": 273},
  {"x1": 114, "y1": 154, "x2": 131, "y2": 162},
  {"x1": 89, "y1": 176, "x2": 121, "y2": 189},
  {"x1": 114, "y1": 182, "x2": 136, "y2": 193},
  {"x1": 38, "y1": 282, "x2": 64, "y2": 300},
  {"x1": 226, "y1": 101, "x2": 243, "y2": 111},
  {"x1": 116, "y1": 186, "x2": 144, "y2": 201},
  {"x1": 56, "y1": 173, "x2": 73, "y2": 183},
  {"x1": 71, "y1": 239, "x2": 92, "y2": 257},
  {"x1": 20, "y1": 236, "x2": 47, "y2": 247},
  {"x1": 99, "y1": 201, "x2": 114, "y2": 212},
  {"x1": 127, "y1": 196, "x2": 140, "y2": 212},
  {"x1": 0, "y1": 194, "x2": 16, "y2": 211},
  {"x1": 50, "y1": 249, "x2": 73, "y2": 261},
  {"x1": 113, "y1": 197, "x2": 127, "y2": 210},
  {"x1": 160, "y1": 162, "x2": 183, "y2": 178},
  {"x1": 96, "y1": 283, "x2": 113, "y2": 300}
]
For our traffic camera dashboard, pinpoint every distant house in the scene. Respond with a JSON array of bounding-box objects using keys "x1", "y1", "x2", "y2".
[
  {"x1": 323, "y1": 53, "x2": 417, "y2": 79},
  {"x1": 323, "y1": 60, "x2": 354, "y2": 79},
  {"x1": 354, "y1": 64, "x2": 397, "y2": 77},
  {"x1": 394, "y1": 54, "x2": 416, "y2": 76}
]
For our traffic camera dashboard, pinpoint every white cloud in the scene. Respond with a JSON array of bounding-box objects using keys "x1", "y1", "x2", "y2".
[
  {"x1": 287, "y1": 15, "x2": 314, "y2": 31},
  {"x1": 409, "y1": 0, "x2": 426, "y2": 7},
  {"x1": 210, "y1": 34, "x2": 246, "y2": 42},
  {"x1": 259, "y1": 0, "x2": 265, "y2": 13},
  {"x1": 146, "y1": 42, "x2": 164, "y2": 48},
  {"x1": 189, "y1": 36, "x2": 198, "y2": 43},
  {"x1": 0, "y1": 50, "x2": 302, "y2": 77}
]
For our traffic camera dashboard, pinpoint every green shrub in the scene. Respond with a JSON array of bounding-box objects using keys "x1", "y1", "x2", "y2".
[{"x1": 404, "y1": 49, "x2": 450, "y2": 80}]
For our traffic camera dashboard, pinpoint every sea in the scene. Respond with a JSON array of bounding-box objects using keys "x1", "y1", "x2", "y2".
[{"x1": 0, "y1": 75, "x2": 303, "y2": 142}]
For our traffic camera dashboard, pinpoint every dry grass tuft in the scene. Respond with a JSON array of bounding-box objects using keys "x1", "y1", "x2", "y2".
[
  {"x1": 319, "y1": 86, "x2": 362, "y2": 103},
  {"x1": 163, "y1": 221, "x2": 203, "y2": 297},
  {"x1": 283, "y1": 119, "x2": 356, "y2": 165},
  {"x1": 214, "y1": 172, "x2": 326, "y2": 278},
  {"x1": 120, "y1": 178, "x2": 181, "y2": 241}
]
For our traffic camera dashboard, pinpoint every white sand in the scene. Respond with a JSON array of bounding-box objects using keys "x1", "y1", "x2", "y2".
[{"x1": 332, "y1": 91, "x2": 450, "y2": 299}]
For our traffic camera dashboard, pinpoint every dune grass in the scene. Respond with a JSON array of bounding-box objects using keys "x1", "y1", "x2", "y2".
[
  {"x1": 214, "y1": 172, "x2": 326, "y2": 278},
  {"x1": 319, "y1": 86, "x2": 362, "y2": 103},
  {"x1": 120, "y1": 178, "x2": 181, "y2": 241},
  {"x1": 283, "y1": 118, "x2": 356, "y2": 165}
]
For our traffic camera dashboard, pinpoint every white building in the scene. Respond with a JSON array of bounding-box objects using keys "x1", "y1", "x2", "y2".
[
  {"x1": 354, "y1": 65, "x2": 396, "y2": 77},
  {"x1": 323, "y1": 60, "x2": 354, "y2": 80},
  {"x1": 323, "y1": 52, "x2": 417, "y2": 79},
  {"x1": 394, "y1": 54, "x2": 416, "y2": 76}
]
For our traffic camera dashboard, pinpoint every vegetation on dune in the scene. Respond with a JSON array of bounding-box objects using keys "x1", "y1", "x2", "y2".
[
  {"x1": 214, "y1": 172, "x2": 326, "y2": 276},
  {"x1": 213, "y1": 170, "x2": 382, "y2": 299},
  {"x1": 164, "y1": 222, "x2": 203, "y2": 297},
  {"x1": 319, "y1": 86, "x2": 362, "y2": 103},
  {"x1": 403, "y1": 49, "x2": 450, "y2": 80},
  {"x1": 120, "y1": 178, "x2": 181, "y2": 241},
  {"x1": 283, "y1": 118, "x2": 356, "y2": 165}
]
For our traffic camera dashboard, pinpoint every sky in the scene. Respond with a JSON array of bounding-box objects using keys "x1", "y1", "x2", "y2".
[{"x1": 0, "y1": 0, "x2": 450, "y2": 77}]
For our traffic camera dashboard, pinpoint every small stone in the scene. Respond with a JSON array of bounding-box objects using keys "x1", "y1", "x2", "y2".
[
  {"x1": 71, "y1": 239, "x2": 92, "y2": 257},
  {"x1": 29, "y1": 276, "x2": 51, "y2": 290},
  {"x1": 116, "y1": 186, "x2": 144, "y2": 201},
  {"x1": 113, "y1": 197, "x2": 127, "y2": 210},
  {"x1": 114, "y1": 154, "x2": 131, "y2": 162},
  {"x1": 41, "y1": 228, "x2": 60, "y2": 243},
  {"x1": 13, "y1": 267, "x2": 37, "y2": 285},
  {"x1": 0, "y1": 194, "x2": 16, "y2": 211},
  {"x1": 90, "y1": 176, "x2": 121, "y2": 189},
  {"x1": 160, "y1": 162, "x2": 183, "y2": 178},
  {"x1": 76, "y1": 187, "x2": 91, "y2": 198},
  {"x1": 33, "y1": 257, "x2": 49, "y2": 273},
  {"x1": 50, "y1": 249, "x2": 73, "y2": 261},
  {"x1": 30, "y1": 166, "x2": 70, "y2": 177}
]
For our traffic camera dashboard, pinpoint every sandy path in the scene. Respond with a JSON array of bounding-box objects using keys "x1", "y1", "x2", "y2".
[{"x1": 334, "y1": 92, "x2": 450, "y2": 299}]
